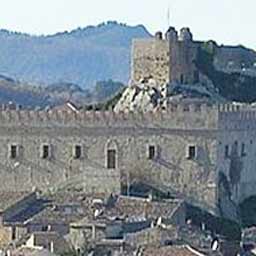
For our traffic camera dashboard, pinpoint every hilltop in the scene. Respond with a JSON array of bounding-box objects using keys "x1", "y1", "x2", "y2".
[{"x1": 0, "y1": 21, "x2": 150, "y2": 88}]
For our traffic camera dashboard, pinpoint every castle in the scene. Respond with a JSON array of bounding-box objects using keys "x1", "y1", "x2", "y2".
[{"x1": 0, "y1": 27, "x2": 255, "y2": 222}]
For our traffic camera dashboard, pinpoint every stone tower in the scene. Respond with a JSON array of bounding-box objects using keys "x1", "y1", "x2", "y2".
[{"x1": 131, "y1": 26, "x2": 200, "y2": 85}]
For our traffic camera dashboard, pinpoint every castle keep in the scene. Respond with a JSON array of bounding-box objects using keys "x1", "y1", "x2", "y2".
[{"x1": 131, "y1": 27, "x2": 200, "y2": 85}]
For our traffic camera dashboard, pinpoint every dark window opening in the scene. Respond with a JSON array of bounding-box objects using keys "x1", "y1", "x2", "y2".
[
  {"x1": 107, "y1": 149, "x2": 116, "y2": 169},
  {"x1": 193, "y1": 70, "x2": 199, "y2": 83},
  {"x1": 12, "y1": 226, "x2": 16, "y2": 240},
  {"x1": 187, "y1": 146, "x2": 196, "y2": 159},
  {"x1": 148, "y1": 145, "x2": 156, "y2": 160},
  {"x1": 41, "y1": 225, "x2": 48, "y2": 232},
  {"x1": 74, "y1": 145, "x2": 82, "y2": 159},
  {"x1": 180, "y1": 74, "x2": 184, "y2": 84},
  {"x1": 10, "y1": 145, "x2": 18, "y2": 159},
  {"x1": 42, "y1": 145, "x2": 50, "y2": 159},
  {"x1": 225, "y1": 145, "x2": 229, "y2": 158},
  {"x1": 241, "y1": 143, "x2": 246, "y2": 157}
]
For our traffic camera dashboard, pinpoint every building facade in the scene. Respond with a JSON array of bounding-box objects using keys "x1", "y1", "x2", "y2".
[{"x1": 0, "y1": 104, "x2": 254, "y2": 220}]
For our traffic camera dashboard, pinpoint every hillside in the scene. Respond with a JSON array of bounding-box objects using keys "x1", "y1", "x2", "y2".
[
  {"x1": 196, "y1": 41, "x2": 256, "y2": 103},
  {"x1": 0, "y1": 21, "x2": 256, "y2": 106},
  {"x1": 0, "y1": 21, "x2": 151, "y2": 88},
  {"x1": 0, "y1": 76, "x2": 124, "y2": 109}
]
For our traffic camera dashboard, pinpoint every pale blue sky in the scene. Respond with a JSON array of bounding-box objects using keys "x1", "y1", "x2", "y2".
[{"x1": 1, "y1": 0, "x2": 255, "y2": 48}]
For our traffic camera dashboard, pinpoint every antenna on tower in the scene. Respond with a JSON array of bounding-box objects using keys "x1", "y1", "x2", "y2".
[{"x1": 167, "y1": 5, "x2": 171, "y2": 28}]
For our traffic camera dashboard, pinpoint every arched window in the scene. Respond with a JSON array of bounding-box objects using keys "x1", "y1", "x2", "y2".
[{"x1": 105, "y1": 140, "x2": 118, "y2": 169}]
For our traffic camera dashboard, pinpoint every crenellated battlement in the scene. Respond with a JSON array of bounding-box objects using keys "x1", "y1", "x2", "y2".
[
  {"x1": 0, "y1": 103, "x2": 254, "y2": 131},
  {"x1": 0, "y1": 103, "x2": 215, "y2": 130}
]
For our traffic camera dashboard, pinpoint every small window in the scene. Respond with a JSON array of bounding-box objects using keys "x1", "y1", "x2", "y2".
[
  {"x1": 73, "y1": 145, "x2": 82, "y2": 159},
  {"x1": 41, "y1": 145, "x2": 50, "y2": 159},
  {"x1": 107, "y1": 149, "x2": 116, "y2": 169},
  {"x1": 10, "y1": 145, "x2": 18, "y2": 159},
  {"x1": 180, "y1": 74, "x2": 184, "y2": 84},
  {"x1": 187, "y1": 146, "x2": 196, "y2": 160},
  {"x1": 241, "y1": 143, "x2": 246, "y2": 157},
  {"x1": 148, "y1": 145, "x2": 156, "y2": 160},
  {"x1": 41, "y1": 225, "x2": 48, "y2": 232},
  {"x1": 193, "y1": 70, "x2": 199, "y2": 83},
  {"x1": 225, "y1": 145, "x2": 229, "y2": 158},
  {"x1": 12, "y1": 226, "x2": 16, "y2": 240}
]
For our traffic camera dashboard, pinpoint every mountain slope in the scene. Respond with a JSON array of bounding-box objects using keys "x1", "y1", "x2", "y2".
[{"x1": 0, "y1": 21, "x2": 151, "y2": 88}]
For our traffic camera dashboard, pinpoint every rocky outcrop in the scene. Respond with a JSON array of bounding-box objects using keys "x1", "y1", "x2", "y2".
[
  {"x1": 114, "y1": 78, "x2": 226, "y2": 112},
  {"x1": 114, "y1": 79, "x2": 165, "y2": 112}
]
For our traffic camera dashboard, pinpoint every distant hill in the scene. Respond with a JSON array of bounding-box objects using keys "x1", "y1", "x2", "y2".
[
  {"x1": 0, "y1": 21, "x2": 151, "y2": 88},
  {"x1": 0, "y1": 76, "x2": 124, "y2": 109}
]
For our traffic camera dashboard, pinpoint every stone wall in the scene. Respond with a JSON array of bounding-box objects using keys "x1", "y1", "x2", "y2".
[
  {"x1": 169, "y1": 41, "x2": 199, "y2": 84},
  {"x1": 0, "y1": 104, "x2": 255, "y2": 219},
  {"x1": 0, "y1": 106, "x2": 219, "y2": 214},
  {"x1": 217, "y1": 106, "x2": 256, "y2": 206},
  {"x1": 131, "y1": 38, "x2": 169, "y2": 85},
  {"x1": 125, "y1": 226, "x2": 178, "y2": 248}
]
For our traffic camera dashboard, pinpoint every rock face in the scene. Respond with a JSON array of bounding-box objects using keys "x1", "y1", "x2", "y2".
[
  {"x1": 114, "y1": 78, "x2": 226, "y2": 112},
  {"x1": 114, "y1": 79, "x2": 165, "y2": 112}
]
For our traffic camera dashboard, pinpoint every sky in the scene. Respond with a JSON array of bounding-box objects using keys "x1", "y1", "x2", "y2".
[{"x1": 0, "y1": 0, "x2": 255, "y2": 48}]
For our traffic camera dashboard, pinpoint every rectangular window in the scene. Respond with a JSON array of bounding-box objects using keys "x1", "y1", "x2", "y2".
[
  {"x1": 73, "y1": 145, "x2": 82, "y2": 159},
  {"x1": 180, "y1": 74, "x2": 184, "y2": 84},
  {"x1": 12, "y1": 226, "x2": 16, "y2": 240},
  {"x1": 187, "y1": 146, "x2": 196, "y2": 160},
  {"x1": 148, "y1": 145, "x2": 156, "y2": 160},
  {"x1": 41, "y1": 225, "x2": 48, "y2": 232},
  {"x1": 225, "y1": 145, "x2": 229, "y2": 158},
  {"x1": 107, "y1": 149, "x2": 116, "y2": 169},
  {"x1": 241, "y1": 143, "x2": 246, "y2": 157},
  {"x1": 10, "y1": 145, "x2": 18, "y2": 159},
  {"x1": 41, "y1": 145, "x2": 50, "y2": 159},
  {"x1": 194, "y1": 70, "x2": 199, "y2": 83}
]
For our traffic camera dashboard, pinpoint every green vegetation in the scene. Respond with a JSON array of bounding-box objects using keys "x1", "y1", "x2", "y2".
[
  {"x1": 186, "y1": 204, "x2": 241, "y2": 241},
  {"x1": 239, "y1": 196, "x2": 256, "y2": 228},
  {"x1": 93, "y1": 79, "x2": 125, "y2": 102},
  {"x1": 84, "y1": 84, "x2": 125, "y2": 111},
  {"x1": 196, "y1": 41, "x2": 256, "y2": 103},
  {"x1": 0, "y1": 76, "x2": 125, "y2": 109}
]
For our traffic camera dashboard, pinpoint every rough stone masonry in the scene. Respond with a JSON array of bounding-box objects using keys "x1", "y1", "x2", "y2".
[{"x1": 0, "y1": 103, "x2": 255, "y2": 221}]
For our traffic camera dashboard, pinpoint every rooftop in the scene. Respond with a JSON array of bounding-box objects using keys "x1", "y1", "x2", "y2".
[
  {"x1": 25, "y1": 193, "x2": 100, "y2": 225},
  {"x1": 0, "y1": 191, "x2": 31, "y2": 212},
  {"x1": 104, "y1": 196, "x2": 183, "y2": 221}
]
